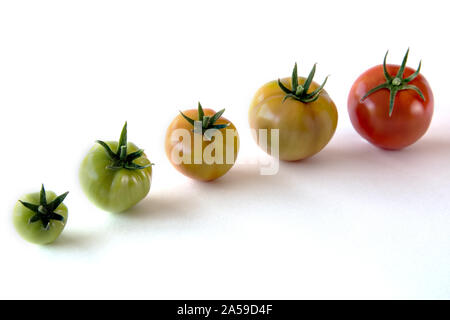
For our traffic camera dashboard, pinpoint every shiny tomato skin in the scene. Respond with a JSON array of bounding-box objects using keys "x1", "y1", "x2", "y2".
[
  {"x1": 79, "y1": 141, "x2": 152, "y2": 213},
  {"x1": 348, "y1": 65, "x2": 434, "y2": 150},
  {"x1": 249, "y1": 77, "x2": 338, "y2": 161},
  {"x1": 165, "y1": 109, "x2": 239, "y2": 182},
  {"x1": 13, "y1": 191, "x2": 68, "y2": 245}
]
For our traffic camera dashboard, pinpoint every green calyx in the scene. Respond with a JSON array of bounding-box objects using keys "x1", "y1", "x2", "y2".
[
  {"x1": 96, "y1": 122, "x2": 153, "y2": 170},
  {"x1": 180, "y1": 102, "x2": 230, "y2": 140},
  {"x1": 361, "y1": 49, "x2": 425, "y2": 117},
  {"x1": 19, "y1": 185, "x2": 68, "y2": 230},
  {"x1": 278, "y1": 63, "x2": 329, "y2": 103}
]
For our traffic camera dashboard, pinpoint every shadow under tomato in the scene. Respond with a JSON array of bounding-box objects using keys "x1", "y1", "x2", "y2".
[
  {"x1": 285, "y1": 128, "x2": 450, "y2": 170},
  {"x1": 272, "y1": 131, "x2": 450, "y2": 206},
  {"x1": 121, "y1": 191, "x2": 199, "y2": 221},
  {"x1": 42, "y1": 231, "x2": 101, "y2": 251},
  {"x1": 106, "y1": 132, "x2": 450, "y2": 224},
  {"x1": 182, "y1": 163, "x2": 310, "y2": 209},
  {"x1": 209, "y1": 164, "x2": 292, "y2": 192},
  {"x1": 398, "y1": 136, "x2": 450, "y2": 157}
]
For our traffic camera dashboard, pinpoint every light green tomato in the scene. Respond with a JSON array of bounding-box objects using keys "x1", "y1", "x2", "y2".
[
  {"x1": 79, "y1": 123, "x2": 152, "y2": 213},
  {"x1": 13, "y1": 187, "x2": 68, "y2": 245}
]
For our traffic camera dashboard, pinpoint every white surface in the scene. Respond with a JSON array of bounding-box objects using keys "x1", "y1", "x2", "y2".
[{"x1": 0, "y1": 0, "x2": 449, "y2": 299}]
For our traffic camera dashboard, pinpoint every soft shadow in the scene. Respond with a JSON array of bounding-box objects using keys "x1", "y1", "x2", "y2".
[
  {"x1": 290, "y1": 135, "x2": 450, "y2": 170},
  {"x1": 121, "y1": 191, "x2": 198, "y2": 221},
  {"x1": 267, "y1": 134, "x2": 450, "y2": 199},
  {"x1": 42, "y1": 231, "x2": 100, "y2": 251},
  {"x1": 210, "y1": 164, "x2": 291, "y2": 190},
  {"x1": 400, "y1": 137, "x2": 450, "y2": 156},
  {"x1": 183, "y1": 163, "x2": 299, "y2": 207}
]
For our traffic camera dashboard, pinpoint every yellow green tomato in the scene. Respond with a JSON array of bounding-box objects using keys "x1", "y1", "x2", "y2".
[
  {"x1": 249, "y1": 63, "x2": 338, "y2": 161},
  {"x1": 13, "y1": 185, "x2": 69, "y2": 245},
  {"x1": 79, "y1": 122, "x2": 153, "y2": 213}
]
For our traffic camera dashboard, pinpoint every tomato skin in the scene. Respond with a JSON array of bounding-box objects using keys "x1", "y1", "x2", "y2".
[
  {"x1": 13, "y1": 191, "x2": 68, "y2": 245},
  {"x1": 165, "y1": 108, "x2": 239, "y2": 181},
  {"x1": 249, "y1": 77, "x2": 338, "y2": 161},
  {"x1": 348, "y1": 65, "x2": 434, "y2": 150},
  {"x1": 79, "y1": 141, "x2": 152, "y2": 212}
]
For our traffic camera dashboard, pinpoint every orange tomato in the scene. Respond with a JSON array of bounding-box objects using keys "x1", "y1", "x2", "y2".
[{"x1": 165, "y1": 103, "x2": 239, "y2": 181}]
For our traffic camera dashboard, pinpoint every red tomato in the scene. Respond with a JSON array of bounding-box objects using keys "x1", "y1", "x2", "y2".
[{"x1": 348, "y1": 50, "x2": 434, "y2": 150}]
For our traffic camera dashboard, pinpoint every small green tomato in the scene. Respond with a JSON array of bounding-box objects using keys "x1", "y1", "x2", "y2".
[
  {"x1": 13, "y1": 185, "x2": 69, "y2": 245},
  {"x1": 79, "y1": 122, "x2": 153, "y2": 213}
]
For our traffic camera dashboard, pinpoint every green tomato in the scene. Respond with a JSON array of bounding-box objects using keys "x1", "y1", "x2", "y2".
[
  {"x1": 79, "y1": 122, "x2": 153, "y2": 213},
  {"x1": 13, "y1": 185, "x2": 69, "y2": 245}
]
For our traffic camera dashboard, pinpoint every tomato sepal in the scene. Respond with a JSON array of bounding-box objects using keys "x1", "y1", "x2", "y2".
[
  {"x1": 278, "y1": 63, "x2": 329, "y2": 103},
  {"x1": 180, "y1": 102, "x2": 230, "y2": 140},
  {"x1": 361, "y1": 49, "x2": 425, "y2": 116},
  {"x1": 18, "y1": 185, "x2": 69, "y2": 230},
  {"x1": 96, "y1": 122, "x2": 154, "y2": 171}
]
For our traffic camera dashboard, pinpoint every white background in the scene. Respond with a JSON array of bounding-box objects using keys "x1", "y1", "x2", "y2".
[{"x1": 0, "y1": 0, "x2": 449, "y2": 299}]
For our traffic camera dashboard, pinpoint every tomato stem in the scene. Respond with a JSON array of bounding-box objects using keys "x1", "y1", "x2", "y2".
[
  {"x1": 179, "y1": 102, "x2": 230, "y2": 141},
  {"x1": 18, "y1": 185, "x2": 68, "y2": 230},
  {"x1": 278, "y1": 62, "x2": 329, "y2": 104},
  {"x1": 360, "y1": 49, "x2": 425, "y2": 117},
  {"x1": 96, "y1": 122, "x2": 154, "y2": 171}
]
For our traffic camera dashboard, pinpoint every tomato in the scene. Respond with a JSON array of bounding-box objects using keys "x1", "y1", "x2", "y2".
[
  {"x1": 79, "y1": 122, "x2": 153, "y2": 213},
  {"x1": 348, "y1": 49, "x2": 434, "y2": 150},
  {"x1": 13, "y1": 185, "x2": 69, "y2": 245},
  {"x1": 249, "y1": 63, "x2": 338, "y2": 161},
  {"x1": 165, "y1": 102, "x2": 239, "y2": 181}
]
